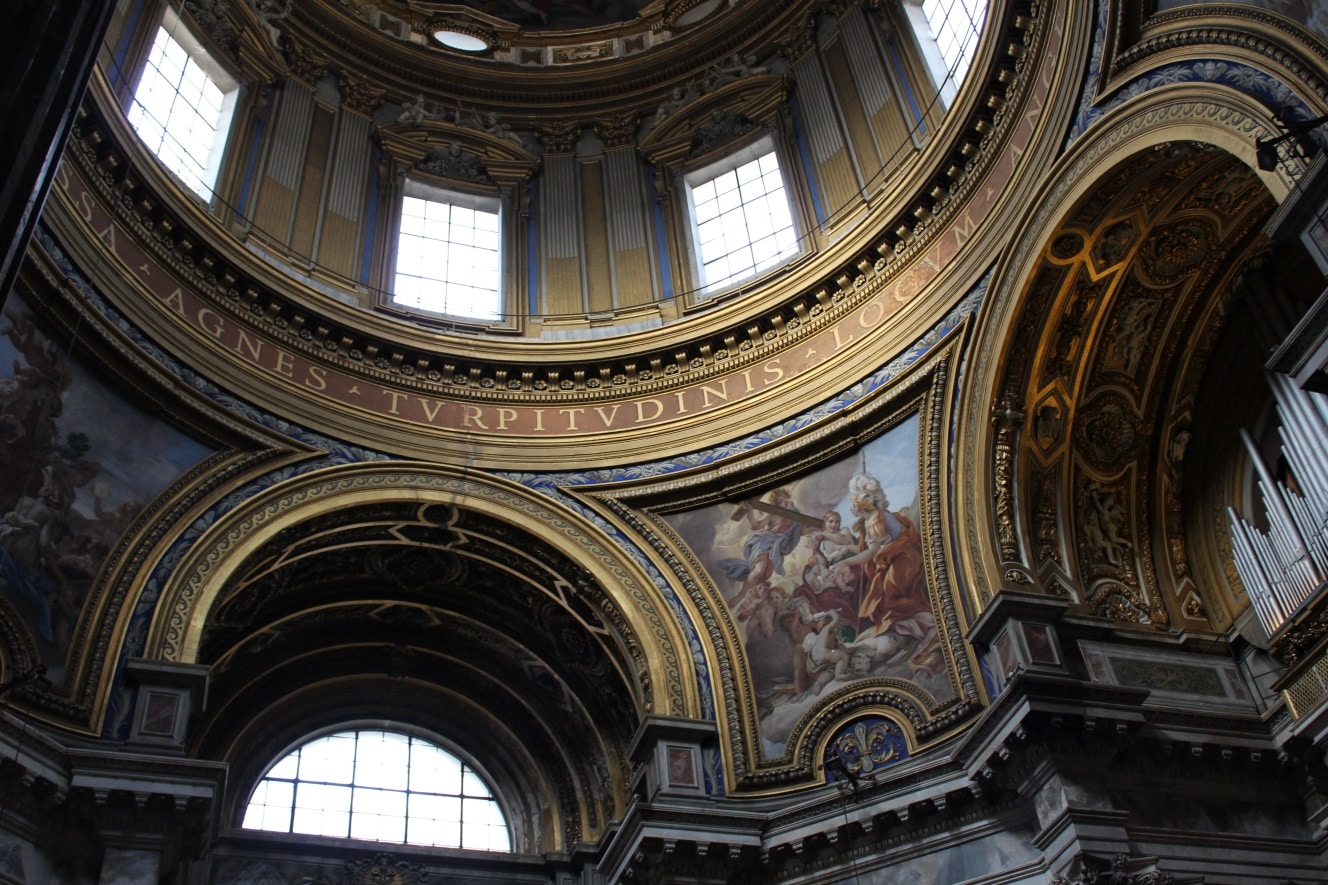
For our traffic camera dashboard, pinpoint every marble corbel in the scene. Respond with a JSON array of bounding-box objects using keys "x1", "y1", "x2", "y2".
[
  {"x1": 628, "y1": 714, "x2": 716, "y2": 802},
  {"x1": 968, "y1": 588, "x2": 1072, "y2": 697}
]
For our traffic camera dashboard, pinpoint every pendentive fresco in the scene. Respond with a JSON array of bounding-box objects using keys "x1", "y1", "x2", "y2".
[
  {"x1": 665, "y1": 413, "x2": 954, "y2": 756},
  {"x1": 0, "y1": 297, "x2": 212, "y2": 681}
]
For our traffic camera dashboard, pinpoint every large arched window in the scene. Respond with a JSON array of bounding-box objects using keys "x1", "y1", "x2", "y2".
[{"x1": 242, "y1": 728, "x2": 511, "y2": 851}]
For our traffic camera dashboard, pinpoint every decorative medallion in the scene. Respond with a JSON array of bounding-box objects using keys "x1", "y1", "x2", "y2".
[
  {"x1": 1078, "y1": 398, "x2": 1136, "y2": 466},
  {"x1": 824, "y1": 716, "x2": 908, "y2": 783},
  {"x1": 1139, "y1": 218, "x2": 1211, "y2": 283},
  {"x1": 1050, "y1": 231, "x2": 1084, "y2": 261}
]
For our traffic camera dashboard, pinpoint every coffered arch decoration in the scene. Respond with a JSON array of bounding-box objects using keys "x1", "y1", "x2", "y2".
[
  {"x1": 962, "y1": 89, "x2": 1290, "y2": 632},
  {"x1": 582, "y1": 331, "x2": 980, "y2": 794},
  {"x1": 142, "y1": 463, "x2": 697, "y2": 844}
]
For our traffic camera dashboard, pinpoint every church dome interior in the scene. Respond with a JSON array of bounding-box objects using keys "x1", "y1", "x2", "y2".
[{"x1": 4, "y1": 0, "x2": 1328, "y2": 883}]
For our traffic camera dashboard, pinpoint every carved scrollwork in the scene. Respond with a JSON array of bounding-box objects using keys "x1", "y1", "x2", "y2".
[
  {"x1": 1078, "y1": 398, "x2": 1137, "y2": 467},
  {"x1": 538, "y1": 120, "x2": 581, "y2": 154},
  {"x1": 593, "y1": 112, "x2": 640, "y2": 149},
  {"x1": 992, "y1": 395, "x2": 1025, "y2": 563},
  {"x1": 690, "y1": 109, "x2": 758, "y2": 157},
  {"x1": 1086, "y1": 580, "x2": 1150, "y2": 624},
  {"x1": 338, "y1": 72, "x2": 384, "y2": 116},
  {"x1": 183, "y1": 0, "x2": 239, "y2": 56},
  {"x1": 346, "y1": 853, "x2": 429, "y2": 885}
]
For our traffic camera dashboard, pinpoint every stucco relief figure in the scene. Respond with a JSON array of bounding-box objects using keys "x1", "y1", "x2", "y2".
[
  {"x1": 703, "y1": 54, "x2": 769, "y2": 92},
  {"x1": 665, "y1": 414, "x2": 952, "y2": 757},
  {"x1": 1084, "y1": 481, "x2": 1131, "y2": 567},
  {"x1": 397, "y1": 95, "x2": 433, "y2": 126},
  {"x1": 653, "y1": 84, "x2": 700, "y2": 125},
  {"x1": 251, "y1": 0, "x2": 291, "y2": 51},
  {"x1": 480, "y1": 111, "x2": 522, "y2": 145}
]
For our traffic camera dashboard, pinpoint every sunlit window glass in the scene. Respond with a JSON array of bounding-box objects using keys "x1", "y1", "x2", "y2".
[
  {"x1": 243, "y1": 729, "x2": 511, "y2": 851},
  {"x1": 907, "y1": 0, "x2": 987, "y2": 106},
  {"x1": 393, "y1": 183, "x2": 502, "y2": 321},
  {"x1": 127, "y1": 16, "x2": 237, "y2": 200},
  {"x1": 687, "y1": 142, "x2": 798, "y2": 295},
  {"x1": 922, "y1": 0, "x2": 986, "y2": 86}
]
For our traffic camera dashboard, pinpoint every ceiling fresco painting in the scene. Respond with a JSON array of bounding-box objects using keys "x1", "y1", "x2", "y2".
[
  {"x1": 664, "y1": 412, "x2": 957, "y2": 758},
  {"x1": 6, "y1": 0, "x2": 1328, "y2": 879}
]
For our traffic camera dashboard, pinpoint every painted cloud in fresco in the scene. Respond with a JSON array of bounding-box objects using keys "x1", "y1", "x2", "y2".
[
  {"x1": 665, "y1": 413, "x2": 953, "y2": 758},
  {"x1": 0, "y1": 297, "x2": 212, "y2": 682}
]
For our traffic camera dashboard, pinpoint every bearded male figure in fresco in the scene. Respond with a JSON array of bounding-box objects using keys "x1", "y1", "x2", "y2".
[{"x1": 848, "y1": 472, "x2": 942, "y2": 674}]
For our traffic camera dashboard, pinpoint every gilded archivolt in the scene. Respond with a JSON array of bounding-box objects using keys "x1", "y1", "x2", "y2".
[
  {"x1": 960, "y1": 89, "x2": 1287, "y2": 610},
  {"x1": 146, "y1": 468, "x2": 690, "y2": 718},
  {"x1": 980, "y1": 142, "x2": 1270, "y2": 630}
]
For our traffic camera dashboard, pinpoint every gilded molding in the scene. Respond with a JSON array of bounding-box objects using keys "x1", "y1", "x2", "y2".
[
  {"x1": 992, "y1": 395, "x2": 1025, "y2": 564},
  {"x1": 70, "y1": 0, "x2": 1046, "y2": 401},
  {"x1": 293, "y1": 0, "x2": 800, "y2": 91},
  {"x1": 1112, "y1": 12, "x2": 1328, "y2": 101},
  {"x1": 56, "y1": 0, "x2": 1046, "y2": 465},
  {"x1": 961, "y1": 86, "x2": 1286, "y2": 619}
]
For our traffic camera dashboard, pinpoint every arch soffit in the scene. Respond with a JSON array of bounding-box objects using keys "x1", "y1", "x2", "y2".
[
  {"x1": 958, "y1": 82, "x2": 1289, "y2": 608},
  {"x1": 143, "y1": 462, "x2": 700, "y2": 719}
]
